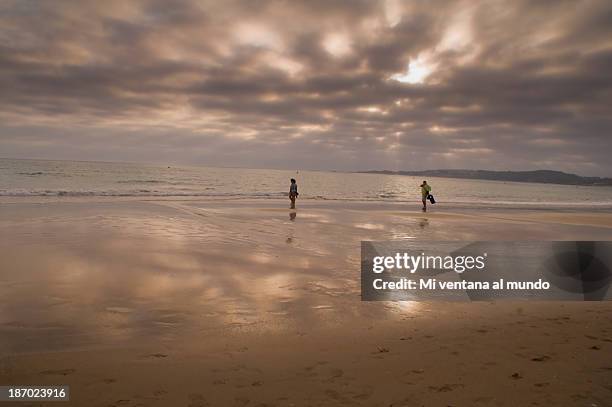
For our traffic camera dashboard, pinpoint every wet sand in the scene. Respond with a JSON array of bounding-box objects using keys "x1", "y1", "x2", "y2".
[{"x1": 1, "y1": 199, "x2": 611, "y2": 406}]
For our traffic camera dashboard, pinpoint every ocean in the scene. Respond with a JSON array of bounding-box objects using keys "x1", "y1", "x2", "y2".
[{"x1": 2, "y1": 158, "x2": 612, "y2": 207}]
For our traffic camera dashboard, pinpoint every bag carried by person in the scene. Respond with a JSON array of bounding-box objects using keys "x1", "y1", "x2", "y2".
[{"x1": 427, "y1": 194, "x2": 436, "y2": 204}]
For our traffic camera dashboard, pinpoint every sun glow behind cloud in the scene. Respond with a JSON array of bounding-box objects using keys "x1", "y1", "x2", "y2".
[
  {"x1": 323, "y1": 33, "x2": 352, "y2": 57},
  {"x1": 391, "y1": 54, "x2": 436, "y2": 84}
]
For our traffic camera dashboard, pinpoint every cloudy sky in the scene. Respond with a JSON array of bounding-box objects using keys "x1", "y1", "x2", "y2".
[{"x1": 1, "y1": 0, "x2": 611, "y2": 175}]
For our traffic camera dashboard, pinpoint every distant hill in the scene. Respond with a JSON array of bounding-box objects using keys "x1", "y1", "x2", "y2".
[{"x1": 358, "y1": 169, "x2": 612, "y2": 186}]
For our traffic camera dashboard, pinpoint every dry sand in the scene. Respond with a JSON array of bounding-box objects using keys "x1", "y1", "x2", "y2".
[{"x1": 1, "y1": 198, "x2": 611, "y2": 406}]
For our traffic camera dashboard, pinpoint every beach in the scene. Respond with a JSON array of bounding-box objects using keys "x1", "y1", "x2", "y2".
[
  {"x1": 2, "y1": 0, "x2": 612, "y2": 404},
  {"x1": 1, "y1": 198, "x2": 612, "y2": 406}
]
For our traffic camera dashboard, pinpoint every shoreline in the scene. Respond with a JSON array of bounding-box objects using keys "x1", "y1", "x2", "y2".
[{"x1": 2, "y1": 195, "x2": 612, "y2": 211}]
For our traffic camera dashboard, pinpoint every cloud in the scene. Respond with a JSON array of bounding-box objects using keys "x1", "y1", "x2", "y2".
[{"x1": 0, "y1": 0, "x2": 611, "y2": 175}]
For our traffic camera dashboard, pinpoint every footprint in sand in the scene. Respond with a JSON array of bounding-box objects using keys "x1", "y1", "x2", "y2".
[
  {"x1": 352, "y1": 392, "x2": 373, "y2": 401},
  {"x1": 300, "y1": 361, "x2": 331, "y2": 378},
  {"x1": 324, "y1": 389, "x2": 342, "y2": 401},
  {"x1": 472, "y1": 396, "x2": 495, "y2": 404},
  {"x1": 234, "y1": 397, "x2": 250, "y2": 407},
  {"x1": 39, "y1": 368, "x2": 75, "y2": 376},
  {"x1": 329, "y1": 368, "x2": 344, "y2": 379},
  {"x1": 531, "y1": 355, "x2": 551, "y2": 362},
  {"x1": 428, "y1": 384, "x2": 464, "y2": 392},
  {"x1": 105, "y1": 307, "x2": 133, "y2": 314},
  {"x1": 153, "y1": 389, "x2": 167, "y2": 398},
  {"x1": 188, "y1": 393, "x2": 209, "y2": 407},
  {"x1": 145, "y1": 353, "x2": 168, "y2": 359}
]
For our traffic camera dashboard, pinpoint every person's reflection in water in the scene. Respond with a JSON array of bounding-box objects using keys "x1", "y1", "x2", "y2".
[
  {"x1": 419, "y1": 218, "x2": 429, "y2": 229},
  {"x1": 286, "y1": 211, "x2": 297, "y2": 243}
]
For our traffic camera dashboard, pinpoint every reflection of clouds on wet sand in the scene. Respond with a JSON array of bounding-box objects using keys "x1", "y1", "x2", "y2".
[
  {"x1": 0, "y1": 201, "x2": 419, "y2": 352},
  {"x1": 2, "y1": 199, "x2": 612, "y2": 353}
]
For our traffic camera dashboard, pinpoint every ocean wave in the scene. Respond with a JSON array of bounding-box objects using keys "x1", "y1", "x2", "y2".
[
  {"x1": 16, "y1": 171, "x2": 45, "y2": 176},
  {"x1": 116, "y1": 179, "x2": 165, "y2": 184},
  {"x1": 1, "y1": 189, "x2": 612, "y2": 207},
  {"x1": 15, "y1": 171, "x2": 73, "y2": 177},
  {"x1": 115, "y1": 179, "x2": 199, "y2": 186},
  {"x1": 0, "y1": 189, "x2": 287, "y2": 198}
]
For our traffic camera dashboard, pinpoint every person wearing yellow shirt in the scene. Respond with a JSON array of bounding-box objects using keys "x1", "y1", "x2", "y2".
[{"x1": 420, "y1": 180, "x2": 431, "y2": 212}]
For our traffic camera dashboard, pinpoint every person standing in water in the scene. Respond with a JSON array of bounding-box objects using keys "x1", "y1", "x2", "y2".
[
  {"x1": 289, "y1": 178, "x2": 299, "y2": 209},
  {"x1": 420, "y1": 180, "x2": 431, "y2": 212}
]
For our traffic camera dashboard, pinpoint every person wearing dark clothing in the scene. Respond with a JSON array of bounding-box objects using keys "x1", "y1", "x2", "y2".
[{"x1": 289, "y1": 178, "x2": 298, "y2": 209}]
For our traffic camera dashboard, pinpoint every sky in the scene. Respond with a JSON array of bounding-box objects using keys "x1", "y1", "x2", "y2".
[{"x1": 1, "y1": 0, "x2": 611, "y2": 175}]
